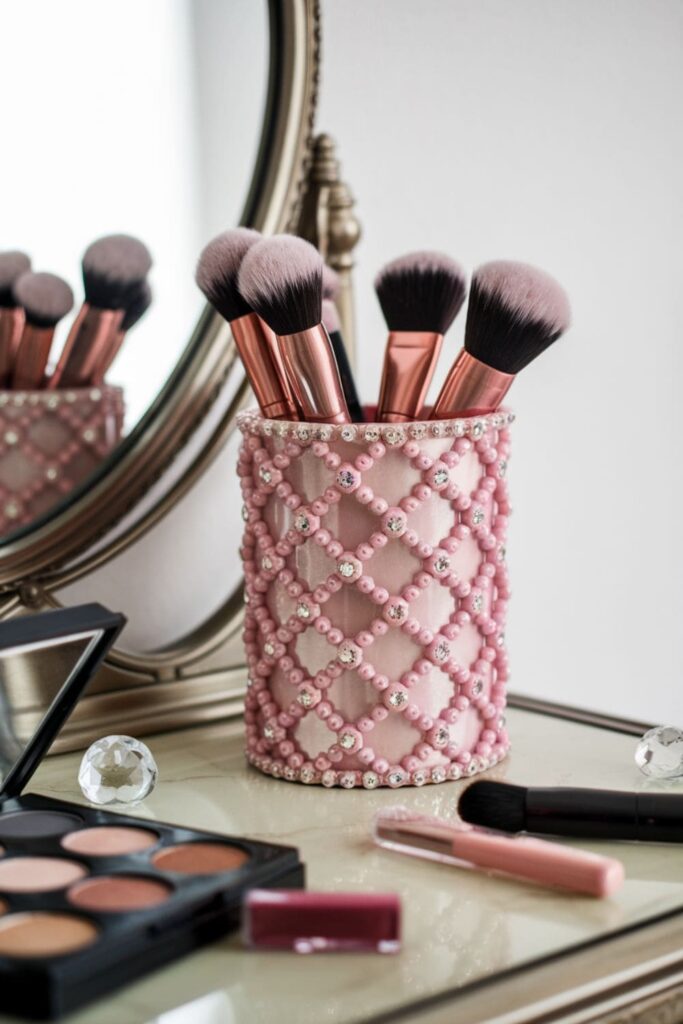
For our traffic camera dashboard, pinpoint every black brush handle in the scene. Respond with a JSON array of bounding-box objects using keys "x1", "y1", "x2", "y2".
[
  {"x1": 329, "y1": 328, "x2": 364, "y2": 423},
  {"x1": 525, "y1": 787, "x2": 683, "y2": 842}
]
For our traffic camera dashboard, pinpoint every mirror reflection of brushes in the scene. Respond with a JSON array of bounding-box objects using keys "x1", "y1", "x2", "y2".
[
  {"x1": 0, "y1": 251, "x2": 32, "y2": 387},
  {"x1": 11, "y1": 273, "x2": 74, "y2": 390},
  {"x1": 91, "y1": 279, "x2": 152, "y2": 385},
  {"x1": 50, "y1": 234, "x2": 152, "y2": 389}
]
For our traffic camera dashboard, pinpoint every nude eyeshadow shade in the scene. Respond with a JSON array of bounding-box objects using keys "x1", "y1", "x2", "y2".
[
  {"x1": 61, "y1": 826, "x2": 158, "y2": 857},
  {"x1": 0, "y1": 811, "x2": 82, "y2": 840},
  {"x1": 152, "y1": 842, "x2": 250, "y2": 875},
  {"x1": 0, "y1": 857, "x2": 87, "y2": 893},
  {"x1": 68, "y1": 876, "x2": 171, "y2": 913},
  {"x1": 0, "y1": 913, "x2": 99, "y2": 958}
]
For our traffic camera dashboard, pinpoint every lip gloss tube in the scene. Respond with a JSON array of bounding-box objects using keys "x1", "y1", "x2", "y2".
[
  {"x1": 374, "y1": 809, "x2": 624, "y2": 898},
  {"x1": 277, "y1": 325, "x2": 351, "y2": 424}
]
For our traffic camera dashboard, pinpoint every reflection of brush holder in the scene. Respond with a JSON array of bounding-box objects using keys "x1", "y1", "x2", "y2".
[
  {"x1": 0, "y1": 386, "x2": 124, "y2": 534},
  {"x1": 238, "y1": 409, "x2": 512, "y2": 789}
]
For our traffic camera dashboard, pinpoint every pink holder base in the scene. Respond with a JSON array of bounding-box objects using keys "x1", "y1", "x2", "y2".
[{"x1": 238, "y1": 409, "x2": 513, "y2": 789}]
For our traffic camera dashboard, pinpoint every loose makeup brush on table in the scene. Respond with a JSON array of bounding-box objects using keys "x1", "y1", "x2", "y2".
[
  {"x1": 239, "y1": 234, "x2": 351, "y2": 424},
  {"x1": 50, "y1": 234, "x2": 152, "y2": 389},
  {"x1": 195, "y1": 228, "x2": 297, "y2": 421},
  {"x1": 375, "y1": 251, "x2": 467, "y2": 422},
  {"x1": 0, "y1": 251, "x2": 31, "y2": 386},
  {"x1": 430, "y1": 260, "x2": 571, "y2": 419},
  {"x1": 11, "y1": 272, "x2": 74, "y2": 389},
  {"x1": 91, "y1": 279, "x2": 152, "y2": 384}
]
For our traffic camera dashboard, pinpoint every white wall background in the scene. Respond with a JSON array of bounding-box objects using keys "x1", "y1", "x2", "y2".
[{"x1": 317, "y1": 0, "x2": 683, "y2": 723}]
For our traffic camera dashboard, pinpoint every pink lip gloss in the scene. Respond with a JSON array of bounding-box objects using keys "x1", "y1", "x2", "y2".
[{"x1": 374, "y1": 808, "x2": 624, "y2": 898}]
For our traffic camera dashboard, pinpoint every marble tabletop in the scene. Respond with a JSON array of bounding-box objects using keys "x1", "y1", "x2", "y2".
[{"x1": 5, "y1": 706, "x2": 683, "y2": 1024}]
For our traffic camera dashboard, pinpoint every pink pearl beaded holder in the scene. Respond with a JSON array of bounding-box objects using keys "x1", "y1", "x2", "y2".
[{"x1": 238, "y1": 408, "x2": 512, "y2": 789}]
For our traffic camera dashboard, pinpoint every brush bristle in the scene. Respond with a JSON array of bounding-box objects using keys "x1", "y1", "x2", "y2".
[
  {"x1": 321, "y1": 297, "x2": 340, "y2": 335},
  {"x1": 121, "y1": 280, "x2": 152, "y2": 332},
  {"x1": 374, "y1": 251, "x2": 467, "y2": 334},
  {"x1": 13, "y1": 272, "x2": 74, "y2": 328},
  {"x1": 458, "y1": 780, "x2": 526, "y2": 833},
  {"x1": 465, "y1": 260, "x2": 571, "y2": 374},
  {"x1": 238, "y1": 234, "x2": 323, "y2": 336},
  {"x1": 82, "y1": 234, "x2": 152, "y2": 309},
  {"x1": 0, "y1": 251, "x2": 31, "y2": 306},
  {"x1": 195, "y1": 227, "x2": 261, "y2": 322},
  {"x1": 322, "y1": 264, "x2": 340, "y2": 300}
]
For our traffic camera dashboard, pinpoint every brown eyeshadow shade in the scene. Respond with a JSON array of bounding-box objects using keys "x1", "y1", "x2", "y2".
[
  {"x1": 61, "y1": 826, "x2": 158, "y2": 857},
  {"x1": 0, "y1": 913, "x2": 98, "y2": 958},
  {"x1": 152, "y1": 842, "x2": 250, "y2": 875},
  {"x1": 0, "y1": 811, "x2": 83, "y2": 840},
  {"x1": 68, "y1": 875, "x2": 171, "y2": 913},
  {"x1": 0, "y1": 857, "x2": 87, "y2": 893}
]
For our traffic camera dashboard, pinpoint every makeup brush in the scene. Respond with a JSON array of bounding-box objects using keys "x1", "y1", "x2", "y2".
[
  {"x1": 196, "y1": 228, "x2": 297, "y2": 421},
  {"x1": 50, "y1": 234, "x2": 152, "y2": 389},
  {"x1": 0, "y1": 251, "x2": 31, "y2": 386},
  {"x1": 459, "y1": 780, "x2": 683, "y2": 843},
  {"x1": 91, "y1": 279, "x2": 152, "y2": 385},
  {"x1": 375, "y1": 252, "x2": 467, "y2": 423},
  {"x1": 430, "y1": 260, "x2": 571, "y2": 419},
  {"x1": 239, "y1": 234, "x2": 351, "y2": 424},
  {"x1": 12, "y1": 272, "x2": 74, "y2": 389},
  {"x1": 321, "y1": 297, "x2": 363, "y2": 423}
]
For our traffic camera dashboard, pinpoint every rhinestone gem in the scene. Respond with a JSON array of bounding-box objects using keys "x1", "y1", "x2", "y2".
[
  {"x1": 448, "y1": 763, "x2": 462, "y2": 780},
  {"x1": 295, "y1": 425, "x2": 310, "y2": 441},
  {"x1": 364, "y1": 426, "x2": 380, "y2": 442},
  {"x1": 412, "y1": 770, "x2": 427, "y2": 786},
  {"x1": 258, "y1": 465, "x2": 272, "y2": 484},
  {"x1": 362, "y1": 771, "x2": 380, "y2": 789},
  {"x1": 300, "y1": 766, "x2": 316, "y2": 784},
  {"x1": 294, "y1": 512, "x2": 310, "y2": 532},
  {"x1": 340, "y1": 425, "x2": 357, "y2": 441},
  {"x1": 321, "y1": 769, "x2": 337, "y2": 787},
  {"x1": 388, "y1": 689, "x2": 408, "y2": 708},
  {"x1": 338, "y1": 559, "x2": 356, "y2": 579},
  {"x1": 453, "y1": 421, "x2": 465, "y2": 437},
  {"x1": 387, "y1": 769, "x2": 406, "y2": 788},
  {"x1": 271, "y1": 763, "x2": 282, "y2": 777},
  {"x1": 471, "y1": 678, "x2": 484, "y2": 697},
  {"x1": 472, "y1": 593, "x2": 484, "y2": 613},
  {"x1": 296, "y1": 601, "x2": 311, "y2": 620},
  {"x1": 409, "y1": 424, "x2": 426, "y2": 439},
  {"x1": 499, "y1": 460, "x2": 508, "y2": 477},
  {"x1": 78, "y1": 736, "x2": 158, "y2": 806},
  {"x1": 433, "y1": 468, "x2": 448, "y2": 486},
  {"x1": 297, "y1": 690, "x2": 313, "y2": 708},
  {"x1": 263, "y1": 641, "x2": 275, "y2": 656},
  {"x1": 241, "y1": 504, "x2": 248, "y2": 521},
  {"x1": 337, "y1": 469, "x2": 356, "y2": 489},
  {"x1": 261, "y1": 555, "x2": 273, "y2": 571},
  {"x1": 386, "y1": 516, "x2": 404, "y2": 534},
  {"x1": 433, "y1": 640, "x2": 450, "y2": 663},
  {"x1": 318, "y1": 426, "x2": 332, "y2": 441},
  {"x1": 338, "y1": 642, "x2": 360, "y2": 666},
  {"x1": 4, "y1": 501, "x2": 19, "y2": 519},
  {"x1": 472, "y1": 508, "x2": 485, "y2": 525},
  {"x1": 263, "y1": 724, "x2": 275, "y2": 740},
  {"x1": 467, "y1": 759, "x2": 479, "y2": 775},
  {"x1": 498, "y1": 714, "x2": 507, "y2": 730},
  {"x1": 434, "y1": 554, "x2": 450, "y2": 574},
  {"x1": 387, "y1": 602, "x2": 407, "y2": 622},
  {"x1": 340, "y1": 772, "x2": 356, "y2": 789},
  {"x1": 89, "y1": 388, "x2": 102, "y2": 401},
  {"x1": 263, "y1": 420, "x2": 273, "y2": 436},
  {"x1": 3, "y1": 431, "x2": 18, "y2": 446},
  {"x1": 434, "y1": 724, "x2": 449, "y2": 747},
  {"x1": 339, "y1": 732, "x2": 356, "y2": 750},
  {"x1": 82, "y1": 428, "x2": 96, "y2": 443},
  {"x1": 284, "y1": 767, "x2": 297, "y2": 781},
  {"x1": 275, "y1": 422, "x2": 288, "y2": 438},
  {"x1": 431, "y1": 423, "x2": 443, "y2": 437},
  {"x1": 383, "y1": 426, "x2": 405, "y2": 446},
  {"x1": 636, "y1": 726, "x2": 683, "y2": 778},
  {"x1": 431, "y1": 766, "x2": 447, "y2": 783},
  {"x1": 498, "y1": 545, "x2": 507, "y2": 561}
]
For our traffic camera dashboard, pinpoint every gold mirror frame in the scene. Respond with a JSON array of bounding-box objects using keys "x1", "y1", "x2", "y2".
[{"x1": 0, "y1": 0, "x2": 322, "y2": 749}]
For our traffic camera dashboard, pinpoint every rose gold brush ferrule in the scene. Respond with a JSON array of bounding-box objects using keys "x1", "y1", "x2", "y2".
[
  {"x1": 90, "y1": 326, "x2": 125, "y2": 386},
  {"x1": 49, "y1": 305, "x2": 124, "y2": 389},
  {"x1": 12, "y1": 326, "x2": 56, "y2": 389},
  {"x1": 0, "y1": 308, "x2": 25, "y2": 385},
  {"x1": 377, "y1": 332, "x2": 443, "y2": 422},
  {"x1": 277, "y1": 324, "x2": 351, "y2": 424},
  {"x1": 430, "y1": 349, "x2": 515, "y2": 419},
  {"x1": 232, "y1": 313, "x2": 298, "y2": 420}
]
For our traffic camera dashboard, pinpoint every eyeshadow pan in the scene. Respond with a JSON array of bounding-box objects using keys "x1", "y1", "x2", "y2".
[
  {"x1": 0, "y1": 913, "x2": 98, "y2": 958},
  {"x1": 0, "y1": 857, "x2": 87, "y2": 893},
  {"x1": 152, "y1": 842, "x2": 250, "y2": 875},
  {"x1": 68, "y1": 875, "x2": 171, "y2": 912},
  {"x1": 61, "y1": 826, "x2": 158, "y2": 857},
  {"x1": 0, "y1": 810, "x2": 82, "y2": 840}
]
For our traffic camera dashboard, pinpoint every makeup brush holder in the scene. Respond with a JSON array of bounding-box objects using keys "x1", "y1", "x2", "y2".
[
  {"x1": 238, "y1": 409, "x2": 512, "y2": 789},
  {"x1": 0, "y1": 386, "x2": 124, "y2": 534}
]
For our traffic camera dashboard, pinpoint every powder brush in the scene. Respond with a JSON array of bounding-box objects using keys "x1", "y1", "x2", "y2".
[
  {"x1": 196, "y1": 228, "x2": 297, "y2": 420},
  {"x1": 375, "y1": 251, "x2": 467, "y2": 422},
  {"x1": 50, "y1": 234, "x2": 152, "y2": 389},
  {"x1": 0, "y1": 251, "x2": 32, "y2": 386},
  {"x1": 430, "y1": 260, "x2": 571, "y2": 419},
  {"x1": 239, "y1": 234, "x2": 351, "y2": 424},
  {"x1": 321, "y1": 297, "x2": 363, "y2": 422},
  {"x1": 92, "y1": 279, "x2": 152, "y2": 385},
  {"x1": 12, "y1": 272, "x2": 74, "y2": 389}
]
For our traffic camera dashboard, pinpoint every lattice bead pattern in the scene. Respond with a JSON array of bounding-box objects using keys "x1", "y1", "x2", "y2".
[
  {"x1": 238, "y1": 410, "x2": 512, "y2": 789},
  {"x1": 0, "y1": 386, "x2": 124, "y2": 534}
]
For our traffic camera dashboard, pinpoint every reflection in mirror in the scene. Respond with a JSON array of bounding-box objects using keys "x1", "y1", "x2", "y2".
[
  {"x1": 0, "y1": 633, "x2": 99, "y2": 779},
  {"x1": 0, "y1": 0, "x2": 267, "y2": 541}
]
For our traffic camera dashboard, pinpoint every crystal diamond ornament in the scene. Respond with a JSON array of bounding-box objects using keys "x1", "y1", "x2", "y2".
[
  {"x1": 79, "y1": 735, "x2": 158, "y2": 805},
  {"x1": 635, "y1": 726, "x2": 683, "y2": 779}
]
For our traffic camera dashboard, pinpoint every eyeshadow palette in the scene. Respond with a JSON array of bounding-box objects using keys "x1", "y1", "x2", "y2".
[{"x1": 0, "y1": 606, "x2": 305, "y2": 1020}]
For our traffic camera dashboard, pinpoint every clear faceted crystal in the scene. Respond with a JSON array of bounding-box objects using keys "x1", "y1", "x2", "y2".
[
  {"x1": 636, "y1": 726, "x2": 683, "y2": 778},
  {"x1": 79, "y1": 736, "x2": 158, "y2": 806}
]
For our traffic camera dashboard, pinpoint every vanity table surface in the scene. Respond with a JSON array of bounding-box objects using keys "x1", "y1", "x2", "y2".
[{"x1": 6, "y1": 704, "x2": 683, "y2": 1024}]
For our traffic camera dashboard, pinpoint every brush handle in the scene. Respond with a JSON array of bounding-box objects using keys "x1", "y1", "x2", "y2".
[
  {"x1": 232, "y1": 313, "x2": 298, "y2": 420},
  {"x1": 278, "y1": 325, "x2": 351, "y2": 424},
  {"x1": 12, "y1": 325, "x2": 56, "y2": 389},
  {"x1": 0, "y1": 308, "x2": 24, "y2": 386},
  {"x1": 50, "y1": 305, "x2": 123, "y2": 389},
  {"x1": 431, "y1": 349, "x2": 514, "y2": 419},
  {"x1": 525, "y1": 787, "x2": 683, "y2": 842},
  {"x1": 328, "y1": 329, "x2": 363, "y2": 423},
  {"x1": 377, "y1": 332, "x2": 442, "y2": 422}
]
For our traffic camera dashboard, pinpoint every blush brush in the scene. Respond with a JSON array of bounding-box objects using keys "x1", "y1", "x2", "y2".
[
  {"x1": 50, "y1": 234, "x2": 152, "y2": 389},
  {"x1": 12, "y1": 272, "x2": 74, "y2": 389},
  {"x1": 239, "y1": 235, "x2": 351, "y2": 424},
  {"x1": 431, "y1": 260, "x2": 571, "y2": 419},
  {"x1": 196, "y1": 228, "x2": 297, "y2": 421},
  {"x1": 91, "y1": 279, "x2": 152, "y2": 385},
  {"x1": 0, "y1": 251, "x2": 32, "y2": 386},
  {"x1": 375, "y1": 251, "x2": 467, "y2": 423}
]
